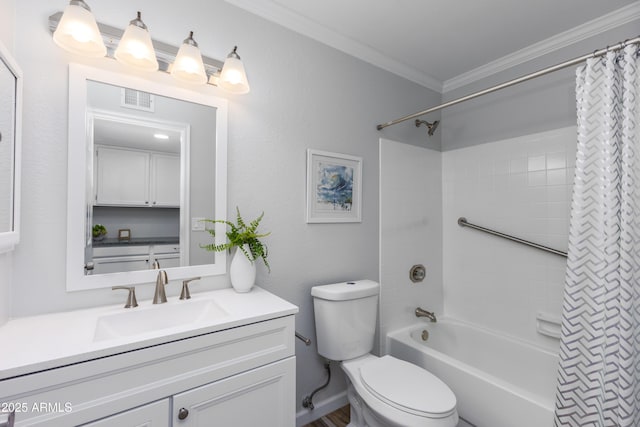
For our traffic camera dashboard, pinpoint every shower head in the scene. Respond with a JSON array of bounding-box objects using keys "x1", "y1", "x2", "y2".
[{"x1": 415, "y1": 119, "x2": 439, "y2": 136}]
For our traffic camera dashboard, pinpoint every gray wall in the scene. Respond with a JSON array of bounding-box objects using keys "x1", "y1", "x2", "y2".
[
  {"x1": 441, "y1": 21, "x2": 639, "y2": 150},
  {"x1": 8, "y1": 0, "x2": 440, "y2": 418}
]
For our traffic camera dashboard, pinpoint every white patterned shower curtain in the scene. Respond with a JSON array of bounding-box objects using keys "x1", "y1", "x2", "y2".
[{"x1": 554, "y1": 44, "x2": 640, "y2": 426}]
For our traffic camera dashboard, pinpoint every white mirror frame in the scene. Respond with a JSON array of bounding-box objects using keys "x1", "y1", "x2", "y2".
[
  {"x1": 0, "y1": 41, "x2": 22, "y2": 254},
  {"x1": 67, "y1": 63, "x2": 227, "y2": 291}
]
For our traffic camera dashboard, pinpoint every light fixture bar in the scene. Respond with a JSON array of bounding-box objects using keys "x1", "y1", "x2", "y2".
[{"x1": 48, "y1": 11, "x2": 225, "y2": 85}]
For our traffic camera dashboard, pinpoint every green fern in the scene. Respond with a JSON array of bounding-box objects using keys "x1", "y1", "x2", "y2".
[{"x1": 201, "y1": 207, "x2": 271, "y2": 272}]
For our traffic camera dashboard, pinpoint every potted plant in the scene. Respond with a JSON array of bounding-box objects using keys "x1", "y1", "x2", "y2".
[
  {"x1": 202, "y1": 207, "x2": 270, "y2": 292},
  {"x1": 92, "y1": 224, "x2": 107, "y2": 241}
]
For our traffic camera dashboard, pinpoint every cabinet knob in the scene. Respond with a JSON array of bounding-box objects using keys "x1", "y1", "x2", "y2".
[{"x1": 178, "y1": 407, "x2": 189, "y2": 420}]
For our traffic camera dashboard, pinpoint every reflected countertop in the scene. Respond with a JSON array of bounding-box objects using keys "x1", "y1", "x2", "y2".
[{"x1": 93, "y1": 236, "x2": 179, "y2": 247}]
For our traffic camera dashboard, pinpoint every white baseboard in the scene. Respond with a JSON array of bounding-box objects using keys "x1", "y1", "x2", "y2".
[{"x1": 295, "y1": 391, "x2": 349, "y2": 427}]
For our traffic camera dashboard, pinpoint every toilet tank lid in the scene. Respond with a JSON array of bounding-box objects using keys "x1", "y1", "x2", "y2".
[{"x1": 311, "y1": 280, "x2": 379, "y2": 301}]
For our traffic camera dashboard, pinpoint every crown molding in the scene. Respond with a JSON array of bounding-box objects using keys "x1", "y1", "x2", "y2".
[
  {"x1": 224, "y1": 0, "x2": 443, "y2": 92},
  {"x1": 443, "y1": 2, "x2": 640, "y2": 92},
  {"x1": 226, "y1": 0, "x2": 639, "y2": 95}
]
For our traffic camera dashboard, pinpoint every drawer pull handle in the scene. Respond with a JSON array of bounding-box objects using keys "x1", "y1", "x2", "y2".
[{"x1": 178, "y1": 407, "x2": 189, "y2": 420}]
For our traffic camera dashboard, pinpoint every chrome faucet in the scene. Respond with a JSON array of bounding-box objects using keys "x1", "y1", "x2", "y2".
[
  {"x1": 153, "y1": 269, "x2": 169, "y2": 304},
  {"x1": 415, "y1": 307, "x2": 437, "y2": 323}
]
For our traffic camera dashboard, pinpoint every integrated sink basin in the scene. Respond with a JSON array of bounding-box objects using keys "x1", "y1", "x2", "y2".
[{"x1": 94, "y1": 298, "x2": 229, "y2": 342}]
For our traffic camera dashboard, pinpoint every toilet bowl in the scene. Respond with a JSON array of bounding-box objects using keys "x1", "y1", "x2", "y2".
[
  {"x1": 342, "y1": 354, "x2": 458, "y2": 427},
  {"x1": 311, "y1": 280, "x2": 458, "y2": 427}
]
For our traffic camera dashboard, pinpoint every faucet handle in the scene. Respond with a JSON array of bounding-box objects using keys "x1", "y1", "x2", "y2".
[
  {"x1": 112, "y1": 286, "x2": 138, "y2": 308},
  {"x1": 180, "y1": 277, "x2": 201, "y2": 300}
]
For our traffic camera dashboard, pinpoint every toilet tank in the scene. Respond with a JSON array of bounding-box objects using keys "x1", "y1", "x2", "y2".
[{"x1": 311, "y1": 280, "x2": 379, "y2": 361}]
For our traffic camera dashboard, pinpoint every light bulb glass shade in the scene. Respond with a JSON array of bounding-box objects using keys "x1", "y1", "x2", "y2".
[
  {"x1": 52, "y1": 1, "x2": 106, "y2": 57},
  {"x1": 219, "y1": 48, "x2": 250, "y2": 94},
  {"x1": 114, "y1": 14, "x2": 158, "y2": 72},
  {"x1": 171, "y1": 39, "x2": 207, "y2": 85}
]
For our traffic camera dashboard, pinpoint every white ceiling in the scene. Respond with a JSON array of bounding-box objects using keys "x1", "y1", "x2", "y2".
[{"x1": 226, "y1": 0, "x2": 640, "y2": 92}]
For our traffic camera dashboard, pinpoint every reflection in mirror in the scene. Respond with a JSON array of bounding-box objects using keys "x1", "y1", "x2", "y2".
[
  {"x1": 67, "y1": 64, "x2": 227, "y2": 291},
  {"x1": 0, "y1": 41, "x2": 21, "y2": 253}
]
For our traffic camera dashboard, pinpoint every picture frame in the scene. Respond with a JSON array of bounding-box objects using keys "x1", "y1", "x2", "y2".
[
  {"x1": 117, "y1": 228, "x2": 131, "y2": 241},
  {"x1": 306, "y1": 149, "x2": 362, "y2": 223}
]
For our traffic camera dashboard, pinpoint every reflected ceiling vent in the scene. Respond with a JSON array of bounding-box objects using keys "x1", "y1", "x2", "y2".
[{"x1": 121, "y1": 88, "x2": 155, "y2": 112}]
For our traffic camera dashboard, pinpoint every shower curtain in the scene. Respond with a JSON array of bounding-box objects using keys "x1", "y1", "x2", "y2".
[{"x1": 554, "y1": 44, "x2": 639, "y2": 426}]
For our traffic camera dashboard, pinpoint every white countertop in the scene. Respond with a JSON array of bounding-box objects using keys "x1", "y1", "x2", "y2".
[{"x1": 0, "y1": 287, "x2": 298, "y2": 380}]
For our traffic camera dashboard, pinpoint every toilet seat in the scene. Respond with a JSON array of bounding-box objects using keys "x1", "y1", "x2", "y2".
[{"x1": 359, "y1": 355, "x2": 457, "y2": 418}]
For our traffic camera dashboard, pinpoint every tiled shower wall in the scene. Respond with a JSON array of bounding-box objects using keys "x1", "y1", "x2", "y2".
[{"x1": 442, "y1": 126, "x2": 576, "y2": 349}]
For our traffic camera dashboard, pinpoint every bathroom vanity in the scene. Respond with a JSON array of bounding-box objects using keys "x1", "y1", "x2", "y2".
[{"x1": 0, "y1": 287, "x2": 297, "y2": 426}]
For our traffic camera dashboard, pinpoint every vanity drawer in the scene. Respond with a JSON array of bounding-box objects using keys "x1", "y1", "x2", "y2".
[
  {"x1": 0, "y1": 315, "x2": 294, "y2": 426},
  {"x1": 153, "y1": 244, "x2": 180, "y2": 254},
  {"x1": 93, "y1": 245, "x2": 150, "y2": 257}
]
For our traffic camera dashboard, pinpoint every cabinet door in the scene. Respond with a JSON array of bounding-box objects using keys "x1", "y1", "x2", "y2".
[
  {"x1": 96, "y1": 147, "x2": 150, "y2": 206},
  {"x1": 81, "y1": 399, "x2": 169, "y2": 427},
  {"x1": 150, "y1": 153, "x2": 180, "y2": 207},
  {"x1": 92, "y1": 255, "x2": 149, "y2": 274},
  {"x1": 173, "y1": 357, "x2": 295, "y2": 427}
]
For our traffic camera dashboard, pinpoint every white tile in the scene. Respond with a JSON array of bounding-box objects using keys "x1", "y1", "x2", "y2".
[
  {"x1": 493, "y1": 156, "x2": 510, "y2": 175},
  {"x1": 528, "y1": 155, "x2": 546, "y2": 172},
  {"x1": 547, "y1": 186, "x2": 567, "y2": 203},
  {"x1": 528, "y1": 170, "x2": 546, "y2": 187},
  {"x1": 547, "y1": 152, "x2": 567, "y2": 170},
  {"x1": 547, "y1": 169, "x2": 567, "y2": 186},
  {"x1": 509, "y1": 157, "x2": 528, "y2": 174},
  {"x1": 548, "y1": 202, "x2": 568, "y2": 219},
  {"x1": 441, "y1": 127, "x2": 575, "y2": 348}
]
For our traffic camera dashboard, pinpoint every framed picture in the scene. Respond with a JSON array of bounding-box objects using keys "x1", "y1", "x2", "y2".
[
  {"x1": 118, "y1": 228, "x2": 131, "y2": 241},
  {"x1": 306, "y1": 149, "x2": 362, "y2": 223}
]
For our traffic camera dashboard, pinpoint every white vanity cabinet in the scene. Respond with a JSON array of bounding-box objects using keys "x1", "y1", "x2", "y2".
[
  {"x1": 172, "y1": 358, "x2": 294, "y2": 426},
  {"x1": 81, "y1": 399, "x2": 170, "y2": 426},
  {"x1": 0, "y1": 312, "x2": 296, "y2": 426},
  {"x1": 95, "y1": 146, "x2": 180, "y2": 207}
]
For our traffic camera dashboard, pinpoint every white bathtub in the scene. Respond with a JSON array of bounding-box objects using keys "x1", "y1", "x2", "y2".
[{"x1": 387, "y1": 319, "x2": 559, "y2": 427}]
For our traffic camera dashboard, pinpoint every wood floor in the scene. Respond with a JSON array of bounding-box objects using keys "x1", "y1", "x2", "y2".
[{"x1": 302, "y1": 404, "x2": 350, "y2": 427}]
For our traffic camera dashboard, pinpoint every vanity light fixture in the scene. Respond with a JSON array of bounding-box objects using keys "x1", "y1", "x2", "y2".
[
  {"x1": 171, "y1": 32, "x2": 208, "y2": 85},
  {"x1": 218, "y1": 46, "x2": 251, "y2": 94},
  {"x1": 153, "y1": 133, "x2": 169, "y2": 140},
  {"x1": 114, "y1": 11, "x2": 158, "y2": 72},
  {"x1": 49, "y1": 4, "x2": 251, "y2": 93},
  {"x1": 52, "y1": 0, "x2": 106, "y2": 57}
]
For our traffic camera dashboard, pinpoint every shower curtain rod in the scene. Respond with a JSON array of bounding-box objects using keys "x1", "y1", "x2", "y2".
[{"x1": 376, "y1": 36, "x2": 640, "y2": 130}]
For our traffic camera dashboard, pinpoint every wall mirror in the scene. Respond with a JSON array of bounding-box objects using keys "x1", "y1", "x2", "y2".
[
  {"x1": 67, "y1": 63, "x2": 227, "y2": 291},
  {"x1": 0, "y1": 41, "x2": 22, "y2": 254}
]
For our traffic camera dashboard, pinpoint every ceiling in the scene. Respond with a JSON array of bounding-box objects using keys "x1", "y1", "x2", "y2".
[
  {"x1": 94, "y1": 119, "x2": 181, "y2": 154},
  {"x1": 226, "y1": 0, "x2": 640, "y2": 92}
]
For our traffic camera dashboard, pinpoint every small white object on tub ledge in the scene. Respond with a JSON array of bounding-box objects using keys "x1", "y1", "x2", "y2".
[{"x1": 536, "y1": 312, "x2": 561, "y2": 339}]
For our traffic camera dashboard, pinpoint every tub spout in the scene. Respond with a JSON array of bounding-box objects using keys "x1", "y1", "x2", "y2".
[{"x1": 415, "y1": 307, "x2": 437, "y2": 322}]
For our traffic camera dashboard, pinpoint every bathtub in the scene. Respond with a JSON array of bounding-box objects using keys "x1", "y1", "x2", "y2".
[{"x1": 387, "y1": 319, "x2": 559, "y2": 427}]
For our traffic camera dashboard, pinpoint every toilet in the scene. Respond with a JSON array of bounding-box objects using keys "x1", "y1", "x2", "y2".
[{"x1": 311, "y1": 280, "x2": 458, "y2": 427}]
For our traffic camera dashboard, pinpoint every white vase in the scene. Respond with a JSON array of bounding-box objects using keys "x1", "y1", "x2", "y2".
[{"x1": 229, "y1": 244, "x2": 256, "y2": 293}]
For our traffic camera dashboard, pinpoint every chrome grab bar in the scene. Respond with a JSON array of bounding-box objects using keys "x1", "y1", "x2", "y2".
[
  {"x1": 458, "y1": 217, "x2": 568, "y2": 258},
  {"x1": 295, "y1": 331, "x2": 312, "y2": 346}
]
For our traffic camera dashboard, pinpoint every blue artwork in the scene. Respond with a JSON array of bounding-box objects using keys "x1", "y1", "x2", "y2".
[{"x1": 315, "y1": 162, "x2": 353, "y2": 211}]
